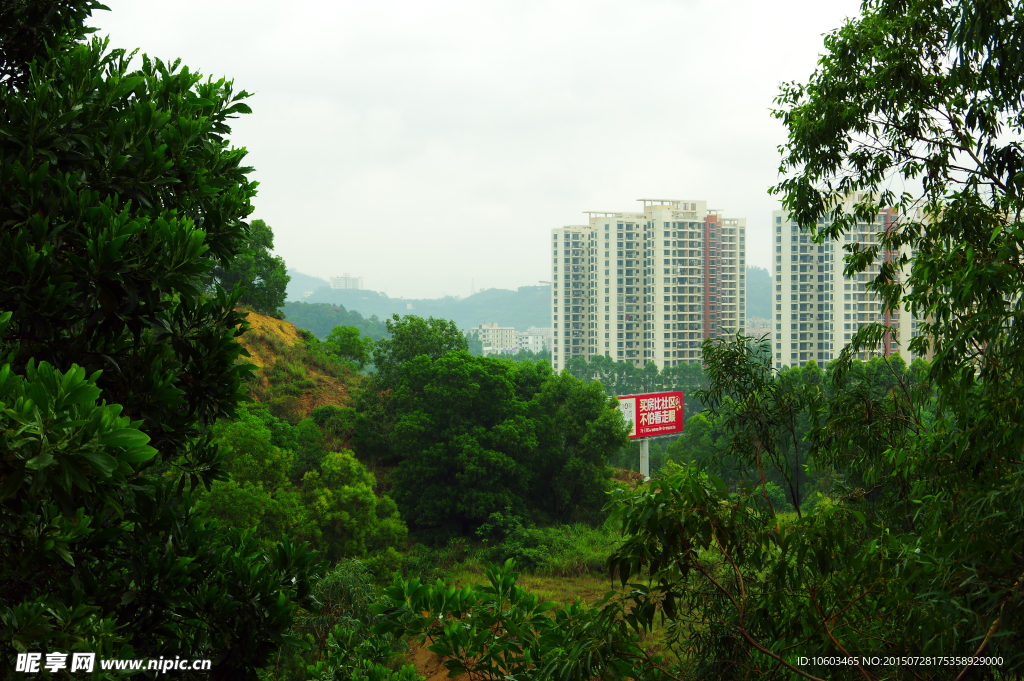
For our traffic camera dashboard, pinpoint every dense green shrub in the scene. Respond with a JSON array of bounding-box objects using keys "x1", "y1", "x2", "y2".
[
  {"x1": 263, "y1": 561, "x2": 420, "y2": 681},
  {"x1": 312, "y1": 404, "x2": 358, "y2": 451},
  {"x1": 200, "y1": 404, "x2": 407, "y2": 563},
  {"x1": 481, "y1": 524, "x2": 614, "y2": 577}
]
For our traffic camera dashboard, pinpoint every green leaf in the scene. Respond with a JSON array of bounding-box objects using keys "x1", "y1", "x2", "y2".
[
  {"x1": 120, "y1": 445, "x2": 157, "y2": 464},
  {"x1": 25, "y1": 453, "x2": 54, "y2": 470},
  {"x1": 54, "y1": 546, "x2": 75, "y2": 567},
  {"x1": 101, "y1": 428, "x2": 150, "y2": 448},
  {"x1": 113, "y1": 76, "x2": 145, "y2": 99},
  {"x1": 81, "y1": 451, "x2": 118, "y2": 477}
]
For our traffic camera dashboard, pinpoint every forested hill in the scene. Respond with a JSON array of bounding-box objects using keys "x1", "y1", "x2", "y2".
[
  {"x1": 287, "y1": 266, "x2": 772, "y2": 332},
  {"x1": 286, "y1": 275, "x2": 551, "y2": 331},
  {"x1": 286, "y1": 270, "x2": 331, "y2": 298},
  {"x1": 282, "y1": 301, "x2": 390, "y2": 340}
]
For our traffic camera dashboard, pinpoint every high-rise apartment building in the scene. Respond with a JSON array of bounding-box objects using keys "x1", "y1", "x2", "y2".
[
  {"x1": 551, "y1": 199, "x2": 746, "y2": 370},
  {"x1": 772, "y1": 193, "x2": 920, "y2": 368}
]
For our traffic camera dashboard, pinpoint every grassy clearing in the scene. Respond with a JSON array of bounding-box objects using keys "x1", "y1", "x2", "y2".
[
  {"x1": 445, "y1": 564, "x2": 621, "y2": 608},
  {"x1": 418, "y1": 542, "x2": 682, "y2": 670}
]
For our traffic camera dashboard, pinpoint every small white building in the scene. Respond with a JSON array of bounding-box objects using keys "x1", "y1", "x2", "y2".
[
  {"x1": 476, "y1": 322, "x2": 517, "y2": 355},
  {"x1": 526, "y1": 326, "x2": 552, "y2": 350},
  {"x1": 330, "y1": 273, "x2": 363, "y2": 290},
  {"x1": 515, "y1": 332, "x2": 546, "y2": 353},
  {"x1": 475, "y1": 324, "x2": 553, "y2": 356}
]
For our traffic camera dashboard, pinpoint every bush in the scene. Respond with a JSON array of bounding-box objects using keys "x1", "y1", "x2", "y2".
[
  {"x1": 263, "y1": 560, "x2": 420, "y2": 681},
  {"x1": 760, "y1": 481, "x2": 796, "y2": 514},
  {"x1": 312, "y1": 404, "x2": 358, "y2": 450},
  {"x1": 482, "y1": 524, "x2": 614, "y2": 577}
]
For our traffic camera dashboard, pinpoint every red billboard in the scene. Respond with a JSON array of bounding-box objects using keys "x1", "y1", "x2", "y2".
[{"x1": 616, "y1": 391, "x2": 684, "y2": 439}]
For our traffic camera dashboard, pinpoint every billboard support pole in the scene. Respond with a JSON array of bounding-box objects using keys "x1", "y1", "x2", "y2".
[{"x1": 640, "y1": 438, "x2": 649, "y2": 481}]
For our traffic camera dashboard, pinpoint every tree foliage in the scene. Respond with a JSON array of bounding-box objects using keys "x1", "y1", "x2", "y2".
[
  {"x1": 768, "y1": 0, "x2": 1024, "y2": 670},
  {"x1": 0, "y1": 350, "x2": 321, "y2": 679},
  {"x1": 372, "y1": 560, "x2": 659, "y2": 681},
  {"x1": 199, "y1": 404, "x2": 407, "y2": 563},
  {"x1": 0, "y1": 0, "x2": 107, "y2": 89},
  {"x1": 210, "y1": 218, "x2": 290, "y2": 317},
  {"x1": 565, "y1": 355, "x2": 706, "y2": 416},
  {"x1": 371, "y1": 314, "x2": 468, "y2": 390},
  {"x1": 352, "y1": 314, "x2": 470, "y2": 466},
  {"x1": 323, "y1": 325, "x2": 374, "y2": 369},
  {"x1": 0, "y1": 6, "x2": 319, "y2": 678},
  {"x1": 269, "y1": 561, "x2": 422, "y2": 681},
  {"x1": 389, "y1": 352, "x2": 628, "y2": 541}
]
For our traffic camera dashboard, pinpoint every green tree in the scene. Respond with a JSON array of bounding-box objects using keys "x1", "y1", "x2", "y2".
[
  {"x1": 0, "y1": 6, "x2": 319, "y2": 677},
  {"x1": 300, "y1": 450, "x2": 407, "y2": 562},
  {"x1": 661, "y1": 411, "x2": 722, "y2": 468},
  {"x1": 352, "y1": 315, "x2": 469, "y2": 466},
  {"x1": 529, "y1": 369, "x2": 629, "y2": 522},
  {"x1": 390, "y1": 352, "x2": 536, "y2": 540},
  {"x1": 0, "y1": 0, "x2": 104, "y2": 89},
  {"x1": 201, "y1": 404, "x2": 407, "y2": 564},
  {"x1": 503, "y1": 347, "x2": 551, "y2": 363},
  {"x1": 269, "y1": 561, "x2": 423, "y2": 681},
  {"x1": 210, "y1": 218, "x2": 290, "y2": 317},
  {"x1": 371, "y1": 560, "x2": 651, "y2": 681},
  {"x1": 698, "y1": 334, "x2": 823, "y2": 516},
  {"x1": 770, "y1": 0, "x2": 1024, "y2": 667},
  {"x1": 324, "y1": 325, "x2": 374, "y2": 369},
  {"x1": 466, "y1": 329, "x2": 483, "y2": 356},
  {"x1": 371, "y1": 314, "x2": 468, "y2": 390},
  {"x1": 390, "y1": 352, "x2": 627, "y2": 540},
  {"x1": 568, "y1": 355, "x2": 706, "y2": 417}
]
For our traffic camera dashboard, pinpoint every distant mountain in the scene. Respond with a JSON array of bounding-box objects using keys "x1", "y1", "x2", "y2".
[
  {"x1": 288, "y1": 280, "x2": 552, "y2": 332},
  {"x1": 746, "y1": 265, "x2": 772, "y2": 319},
  {"x1": 281, "y1": 302, "x2": 390, "y2": 341},
  {"x1": 285, "y1": 270, "x2": 330, "y2": 301}
]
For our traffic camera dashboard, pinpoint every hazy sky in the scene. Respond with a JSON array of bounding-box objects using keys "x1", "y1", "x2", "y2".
[{"x1": 93, "y1": 0, "x2": 863, "y2": 299}]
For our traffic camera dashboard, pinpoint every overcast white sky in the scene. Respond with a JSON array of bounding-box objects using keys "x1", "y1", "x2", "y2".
[{"x1": 93, "y1": 0, "x2": 863, "y2": 299}]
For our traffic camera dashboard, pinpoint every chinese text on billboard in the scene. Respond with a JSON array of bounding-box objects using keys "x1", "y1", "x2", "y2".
[{"x1": 616, "y1": 391, "x2": 684, "y2": 439}]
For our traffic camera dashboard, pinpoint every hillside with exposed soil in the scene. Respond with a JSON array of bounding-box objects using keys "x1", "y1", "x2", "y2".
[{"x1": 236, "y1": 308, "x2": 359, "y2": 422}]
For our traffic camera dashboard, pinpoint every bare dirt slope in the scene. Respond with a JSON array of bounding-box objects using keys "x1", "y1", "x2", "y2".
[
  {"x1": 238, "y1": 310, "x2": 304, "y2": 367},
  {"x1": 236, "y1": 308, "x2": 356, "y2": 421}
]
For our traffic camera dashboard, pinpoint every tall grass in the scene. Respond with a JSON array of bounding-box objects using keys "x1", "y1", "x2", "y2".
[{"x1": 392, "y1": 520, "x2": 621, "y2": 585}]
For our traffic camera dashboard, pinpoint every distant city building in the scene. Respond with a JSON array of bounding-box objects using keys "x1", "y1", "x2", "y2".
[
  {"x1": 330, "y1": 274, "x2": 363, "y2": 290},
  {"x1": 773, "y1": 192, "x2": 921, "y2": 368},
  {"x1": 525, "y1": 326, "x2": 552, "y2": 352},
  {"x1": 745, "y1": 316, "x2": 772, "y2": 340},
  {"x1": 302, "y1": 291, "x2": 314, "y2": 299},
  {"x1": 515, "y1": 330, "x2": 546, "y2": 354},
  {"x1": 475, "y1": 322, "x2": 517, "y2": 355},
  {"x1": 551, "y1": 199, "x2": 746, "y2": 371},
  {"x1": 473, "y1": 323, "x2": 549, "y2": 355}
]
